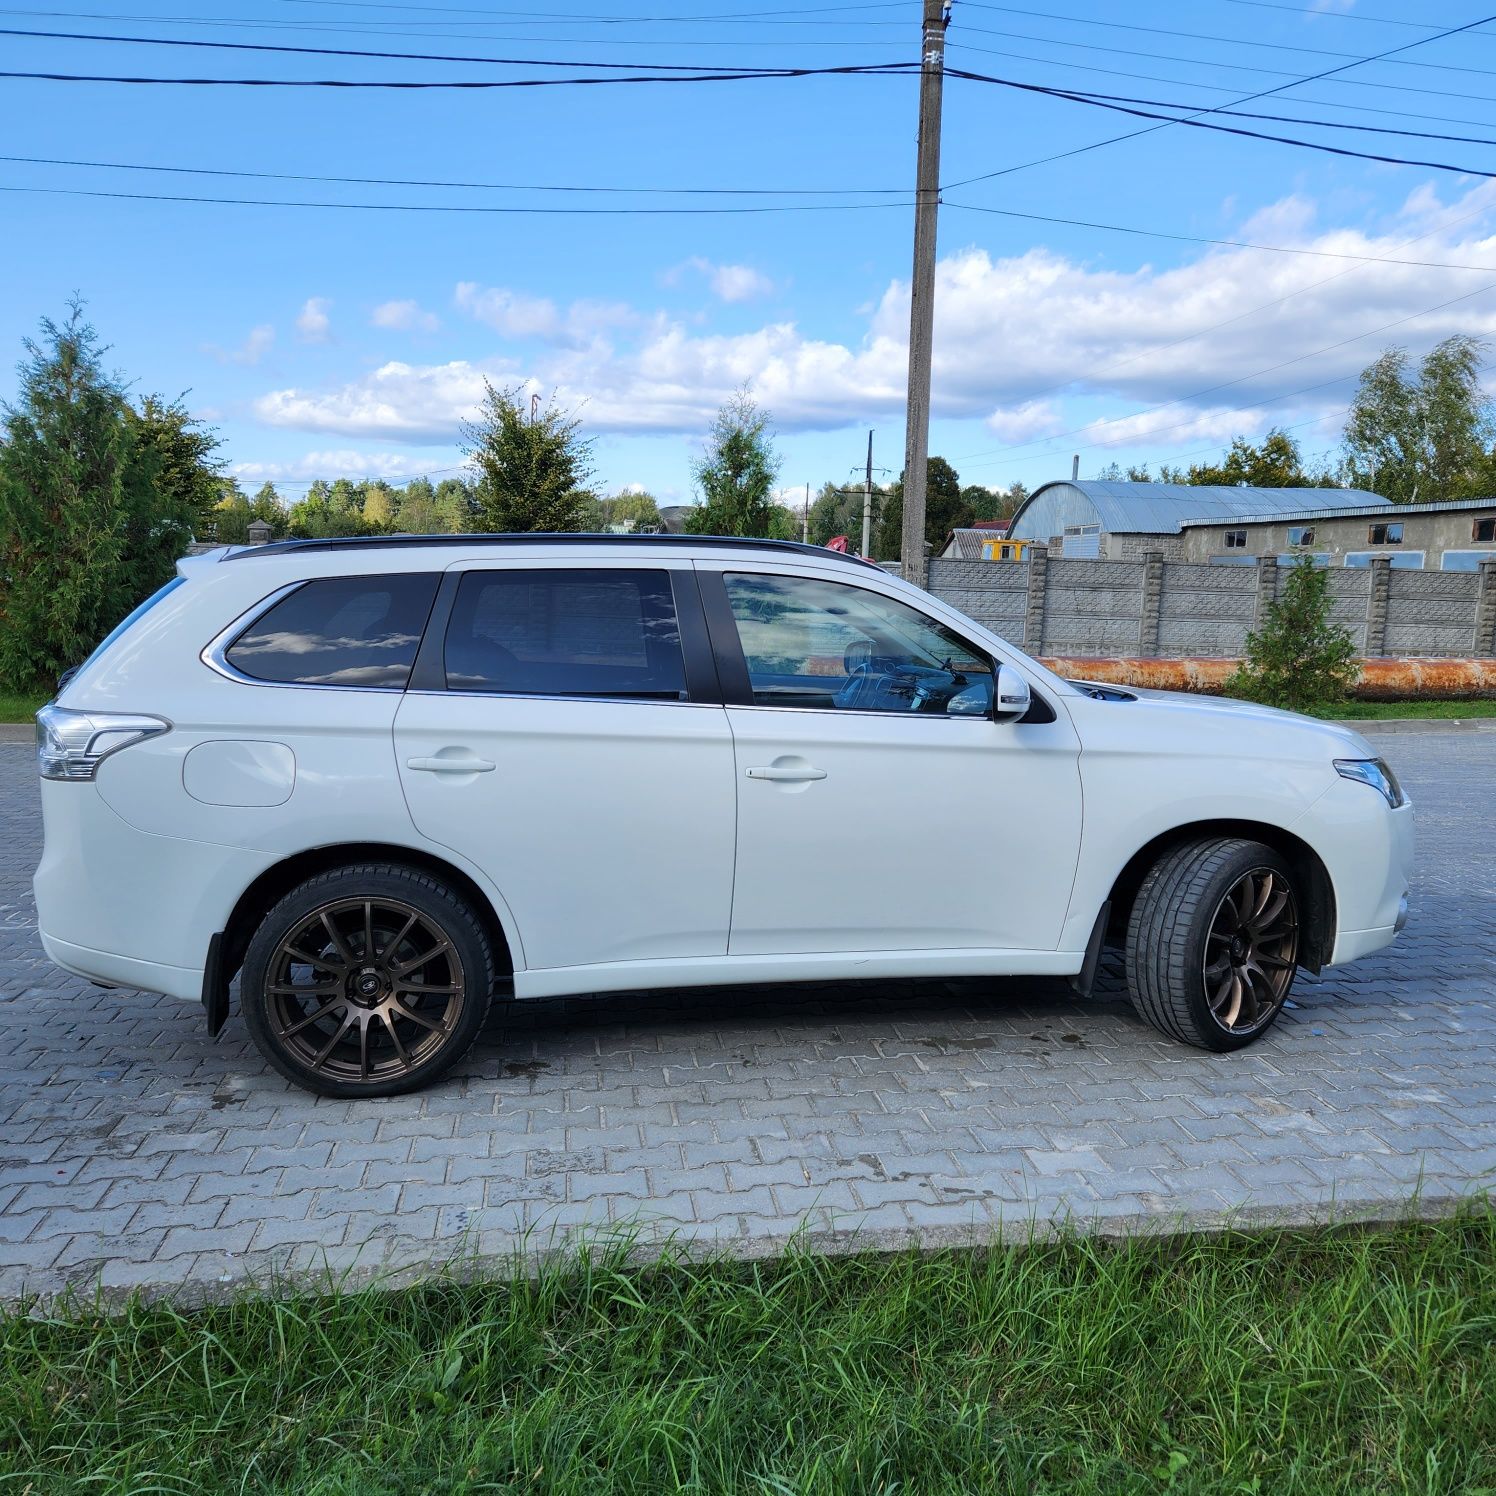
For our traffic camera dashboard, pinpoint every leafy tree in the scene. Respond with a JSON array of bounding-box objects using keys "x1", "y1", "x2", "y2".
[
  {"x1": 684, "y1": 389, "x2": 782, "y2": 537},
  {"x1": 1226, "y1": 555, "x2": 1358, "y2": 713},
  {"x1": 962, "y1": 483, "x2": 1022, "y2": 522},
  {"x1": 609, "y1": 491, "x2": 663, "y2": 532},
  {"x1": 1186, "y1": 429, "x2": 1324, "y2": 488},
  {"x1": 465, "y1": 383, "x2": 595, "y2": 533},
  {"x1": 766, "y1": 503, "x2": 800, "y2": 541},
  {"x1": 875, "y1": 456, "x2": 971, "y2": 560},
  {"x1": 393, "y1": 476, "x2": 447, "y2": 534},
  {"x1": 359, "y1": 479, "x2": 396, "y2": 530},
  {"x1": 0, "y1": 303, "x2": 166, "y2": 690},
  {"x1": 129, "y1": 394, "x2": 223, "y2": 538},
  {"x1": 250, "y1": 482, "x2": 285, "y2": 534},
  {"x1": 1343, "y1": 335, "x2": 1495, "y2": 502},
  {"x1": 808, "y1": 480, "x2": 881, "y2": 549},
  {"x1": 433, "y1": 476, "x2": 475, "y2": 531},
  {"x1": 287, "y1": 477, "x2": 370, "y2": 538},
  {"x1": 212, "y1": 485, "x2": 253, "y2": 544}
]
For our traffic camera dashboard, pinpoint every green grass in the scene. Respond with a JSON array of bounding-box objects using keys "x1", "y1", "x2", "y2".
[
  {"x1": 1316, "y1": 698, "x2": 1496, "y2": 721},
  {"x1": 0, "y1": 689, "x2": 47, "y2": 723},
  {"x1": 3, "y1": 1212, "x2": 1494, "y2": 1494}
]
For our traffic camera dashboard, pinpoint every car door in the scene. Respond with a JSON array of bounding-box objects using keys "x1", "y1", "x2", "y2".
[
  {"x1": 394, "y1": 561, "x2": 736, "y2": 974},
  {"x1": 698, "y1": 563, "x2": 1084, "y2": 956}
]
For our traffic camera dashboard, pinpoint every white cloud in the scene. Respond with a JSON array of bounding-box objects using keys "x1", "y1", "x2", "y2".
[
  {"x1": 454, "y1": 282, "x2": 560, "y2": 340},
  {"x1": 253, "y1": 182, "x2": 1496, "y2": 454},
  {"x1": 231, "y1": 450, "x2": 466, "y2": 483},
  {"x1": 371, "y1": 299, "x2": 440, "y2": 333},
  {"x1": 296, "y1": 297, "x2": 332, "y2": 344},
  {"x1": 669, "y1": 257, "x2": 776, "y2": 303},
  {"x1": 207, "y1": 324, "x2": 274, "y2": 366}
]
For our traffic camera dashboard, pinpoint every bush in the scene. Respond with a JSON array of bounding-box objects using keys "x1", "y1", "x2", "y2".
[{"x1": 1227, "y1": 555, "x2": 1359, "y2": 713}]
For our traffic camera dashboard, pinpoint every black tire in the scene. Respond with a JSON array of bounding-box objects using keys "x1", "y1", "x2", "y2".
[
  {"x1": 1125, "y1": 837, "x2": 1300, "y2": 1052},
  {"x1": 241, "y1": 863, "x2": 495, "y2": 1098}
]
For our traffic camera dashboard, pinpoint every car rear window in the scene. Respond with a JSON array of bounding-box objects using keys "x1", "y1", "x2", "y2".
[
  {"x1": 224, "y1": 574, "x2": 439, "y2": 688},
  {"x1": 444, "y1": 568, "x2": 687, "y2": 700}
]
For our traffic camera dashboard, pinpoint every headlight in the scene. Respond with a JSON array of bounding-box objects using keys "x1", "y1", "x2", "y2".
[
  {"x1": 36, "y1": 705, "x2": 170, "y2": 782},
  {"x1": 1333, "y1": 757, "x2": 1407, "y2": 809}
]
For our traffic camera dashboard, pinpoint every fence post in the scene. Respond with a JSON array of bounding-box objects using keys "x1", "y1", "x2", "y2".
[
  {"x1": 1023, "y1": 543, "x2": 1049, "y2": 654},
  {"x1": 1139, "y1": 550, "x2": 1164, "y2": 656},
  {"x1": 1365, "y1": 555, "x2": 1391, "y2": 658},
  {"x1": 1477, "y1": 558, "x2": 1496, "y2": 657},
  {"x1": 1252, "y1": 554, "x2": 1278, "y2": 634}
]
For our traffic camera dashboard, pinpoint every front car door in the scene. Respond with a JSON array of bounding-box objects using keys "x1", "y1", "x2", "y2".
[
  {"x1": 394, "y1": 560, "x2": 736, "y2": 978},
  {"x1": 697, "y1": 562, "x2": 1084, "y2": 958}
]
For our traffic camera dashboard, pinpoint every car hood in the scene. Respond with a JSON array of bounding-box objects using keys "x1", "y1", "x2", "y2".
[{"x1": 1071, "y1": 681, "x2": 1378, "y2": 759}]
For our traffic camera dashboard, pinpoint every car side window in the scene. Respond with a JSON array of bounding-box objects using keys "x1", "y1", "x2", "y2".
[
  {"x1": 723, "y1": 572, "x2": 994, "y2": 714},
  {"x1": 444, "y1": 568, "x2": 688, "y2": 701},
  {"x1": 224, "y1": 574, "x2": 439, "y2": 688}
]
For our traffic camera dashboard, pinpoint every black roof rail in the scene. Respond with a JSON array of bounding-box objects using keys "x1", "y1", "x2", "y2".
[{"x1": 222, "y1": 532, "x2": 883, "y2": 569}]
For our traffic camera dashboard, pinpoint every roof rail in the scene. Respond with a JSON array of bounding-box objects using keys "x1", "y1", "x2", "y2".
[{"x1": 221, "y1": 532, "x2": 881, "y2": 569}]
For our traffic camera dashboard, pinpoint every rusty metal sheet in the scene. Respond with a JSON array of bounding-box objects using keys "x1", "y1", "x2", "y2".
[{"x1": 1040, "y1": 656, "x2": 1496, "y2": 700}]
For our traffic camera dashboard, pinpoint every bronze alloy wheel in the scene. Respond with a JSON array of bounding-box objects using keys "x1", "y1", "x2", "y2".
[
  {"x1": 265, "y1": 896, "x2": 466, "y2": 1085},
  {"x1": 1202, "y1": 866, "x2": 1298, "y2": 1034}
]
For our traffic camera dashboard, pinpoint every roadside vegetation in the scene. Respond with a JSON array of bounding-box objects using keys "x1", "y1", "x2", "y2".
[
  {"x1": 1312, "y1": 697, "x2": 1496, "y2": 720},
  {"x1": 2, "y1": 1212, "x2": 1493, "y2": 1494}
]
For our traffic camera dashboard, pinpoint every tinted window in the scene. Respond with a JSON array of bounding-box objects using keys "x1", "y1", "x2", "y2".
[
  {"x1": 225, "y1": 574, "x2": 438, "y2": 688},
  {"x1": 444, "y1": 569, "x2": 687, "y2": 700},
  {"x1": 723, "y1": 572, "x2": 993, "y2": 714}
]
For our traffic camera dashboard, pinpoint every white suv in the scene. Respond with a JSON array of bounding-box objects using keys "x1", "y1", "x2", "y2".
[{"x1": 34, "y1": 536, "x2": 1412, "y2": 1097}]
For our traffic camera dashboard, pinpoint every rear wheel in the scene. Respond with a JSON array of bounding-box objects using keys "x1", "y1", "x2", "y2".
[
  {"x1": 1125, "y1": 837, "x2": 1300, "y2": 1051},
  {"x1": 241, "y1": 864, "x2": 495, "y2": 1097}
]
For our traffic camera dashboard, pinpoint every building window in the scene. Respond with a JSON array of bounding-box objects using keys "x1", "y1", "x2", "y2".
[
  {"x1": 1475, "y1": 517, "x2": 1496, "y2": 542},
  {"x1": 1344, "y1": 551, "x2": 1425, "y2": 570},
  {"x1": 1287, "y1": 526, "x2": 1315, "y2": 546},
  {"x1": 1368, "y1": 522, "x2": 1404, "y2": 545},
  {"x1": 1224, "y1": 529, "x2": 1247, "y2": 548}
]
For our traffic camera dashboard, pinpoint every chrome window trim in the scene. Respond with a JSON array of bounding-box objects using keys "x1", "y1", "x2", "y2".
[{"x1": 199, "y1": 580, "x2": 407, "y2": 694}]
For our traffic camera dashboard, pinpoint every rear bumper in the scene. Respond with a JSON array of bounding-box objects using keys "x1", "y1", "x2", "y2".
[{"x1": 39, "y1": 931, "x2": 202, "y2": 1002}]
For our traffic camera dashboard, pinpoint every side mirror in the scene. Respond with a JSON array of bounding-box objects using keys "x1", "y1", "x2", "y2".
[{"x1": 992, "y1": 664, "x2": 1031, "y2": 721}]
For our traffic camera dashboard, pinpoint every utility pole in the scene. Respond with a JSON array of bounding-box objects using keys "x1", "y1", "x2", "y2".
[
  {"x1": 900, "y1": 0, "x2": 949, "y2": 590},
  {"x1": 862, "y1": 429, "x2": 874, "y2": 558},
  {"x1": 803, "y1": 481, "x2": 811, "y2": 543}
]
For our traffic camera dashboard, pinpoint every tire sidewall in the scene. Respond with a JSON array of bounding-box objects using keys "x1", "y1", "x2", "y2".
[
  {"x1": 241, "y1": 865, "x2": 493, "y2": 1098},
  {"x1": 1181, "y1": 843, "x2": 1297, "y2": 1052}
]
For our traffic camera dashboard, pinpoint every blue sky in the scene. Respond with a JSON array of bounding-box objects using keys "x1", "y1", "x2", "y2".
[{"x1": 4, "y1": 0, "x2": 1496, "y2": 510}]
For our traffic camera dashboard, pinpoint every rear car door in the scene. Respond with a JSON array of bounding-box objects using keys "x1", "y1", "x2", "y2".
[
  {"x1": 698, "y1": 563, "x2": 1084, "y2": 956},
  {"x1": 393, "y1": 560, "x2": 737, "y2": 974}
]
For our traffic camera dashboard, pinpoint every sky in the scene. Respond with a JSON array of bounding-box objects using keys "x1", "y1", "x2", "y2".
[{"x1": 4, "y1": 0, "x2": 1496, "y2": 513}]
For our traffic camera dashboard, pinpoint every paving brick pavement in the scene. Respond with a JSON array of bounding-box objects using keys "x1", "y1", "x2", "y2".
[{"x1": 1, "y1": 733, "x2": 1492, "y2": 1302}]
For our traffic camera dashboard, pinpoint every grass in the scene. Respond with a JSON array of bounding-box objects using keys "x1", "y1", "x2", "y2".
[
  {"x1": 2, "y1": 1212, "x2": 1494, "y2": 1494},
  {"x1": 0, "y1": 690, "x2": 47, "y2": 723},
  {"x1": 1315, "y1": 698, "x2": 1496, "y2": 721}
]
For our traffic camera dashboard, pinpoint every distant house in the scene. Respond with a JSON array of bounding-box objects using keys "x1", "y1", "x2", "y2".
[
  {"x1": 939, "y1": 519, "x2": 1010, "y2": 558},
  {"x1": 1005, "y1": 479, "x2": 1496, "y2": 570}
]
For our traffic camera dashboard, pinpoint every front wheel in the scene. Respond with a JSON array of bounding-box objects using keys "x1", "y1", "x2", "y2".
[
  {"x1": 241, "y1": 864, "x2": 495, "y2": 1097},
  {"x1": 1126, "y1": 838, "x2": 1300, "y2": 1051}
]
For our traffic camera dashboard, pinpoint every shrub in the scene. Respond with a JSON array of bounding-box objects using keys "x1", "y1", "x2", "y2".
[{"x1": 1227, "y1": 555, "x2": 1359, "y2": 713}]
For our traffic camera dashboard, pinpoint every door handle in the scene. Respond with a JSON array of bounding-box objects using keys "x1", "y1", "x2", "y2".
[
  {"x1": 407, "y1": 754, "x2": 496, "y2": 774},
  {"x1": 746, "y1": 765, "x2": 827, "y2": 782}
]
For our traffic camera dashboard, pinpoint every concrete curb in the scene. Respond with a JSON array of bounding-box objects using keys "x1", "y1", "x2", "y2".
[
  {"x1": 6, "y1": 1189, "x2": 1488, "y2": 1312},
  {"x1": 1333, "y1": 717, "x2": 1496, "y2": 734},
  {"x1": 0, "y1": 723, "x2": 32, "y2": 744}
]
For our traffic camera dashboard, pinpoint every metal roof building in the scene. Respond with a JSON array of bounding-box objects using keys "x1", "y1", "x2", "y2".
[{"x1": 1008, "y1": 480, "x2": 1390, "y2": 559}]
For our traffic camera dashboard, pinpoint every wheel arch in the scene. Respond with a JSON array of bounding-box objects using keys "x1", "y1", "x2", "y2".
[
  {"x1": 1104, "y1": 820, "x2": 1336, "y2": 973},
  {"x1": 217, "y1": 842, "x2": 519, "y2": 1001}
]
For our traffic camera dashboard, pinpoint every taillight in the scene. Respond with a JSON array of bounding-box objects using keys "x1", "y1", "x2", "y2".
[{"x1": 36, "y1": 705, "x2": 170, "y2": 782}]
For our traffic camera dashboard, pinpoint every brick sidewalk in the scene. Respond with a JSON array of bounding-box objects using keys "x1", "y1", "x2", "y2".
[{"x1": 1, "y1": 732, "x2": 1492, "y2": 1303}]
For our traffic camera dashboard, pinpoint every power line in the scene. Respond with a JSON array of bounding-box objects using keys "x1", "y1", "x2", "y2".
[
  {"x1": 946, "y1": 66, "x2": 1496, "y2": 184},
  {"x1": 942, "y1": 9, "x2": 1496, "y2": 191},
  {"x1": 959, "y1": 5, "x2": 1496, "y2": 77},
  {"x1": 0, "y1": 152, "x2": 904, "y2": 196},
  {"x1": 0, "y1": 181, "x2": 913, "y2": 213},
  {"x1": 1212, "y1": 0, "x2": 1451, "y2": 29},
  {"x1": 0, "y1": 24, "x2": 903, "y2": 70},
  {"x1": 0, "y1": 60, "x2": 913, "y2": 86},
  {"x1": 942, "y1": 201, "x2": 1496, "y2": 273},
  {"x1": 259, "y1": 0, "x2": 910, "y2": 21},
  {"x1": 945, "y1": 37, "x2": 1496, "y2": 133}
]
